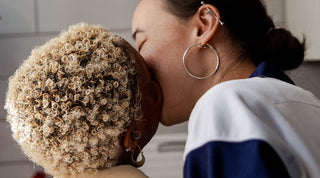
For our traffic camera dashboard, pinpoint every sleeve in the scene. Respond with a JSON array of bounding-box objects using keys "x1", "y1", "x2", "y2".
[{"x1": 183, "y1": 139, "x2": 291, "y2": 178}]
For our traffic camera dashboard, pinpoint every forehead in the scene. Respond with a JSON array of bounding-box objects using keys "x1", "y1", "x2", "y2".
[
  {"x1": 136, "y1": 0, "x2": 167, "y2": 14},
  {"x1": 132, "y1": 0, "x2": 169, "y2": 29}
]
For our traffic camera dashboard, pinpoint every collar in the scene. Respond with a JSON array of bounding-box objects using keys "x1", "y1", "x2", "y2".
[{"x1": 249, "y1": 60, "x2": 295, "y2": 85}]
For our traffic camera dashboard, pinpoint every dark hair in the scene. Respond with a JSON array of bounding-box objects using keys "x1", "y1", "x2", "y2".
[{"x1": 165, "y1": 0, "x2": 305, "y2": 70}]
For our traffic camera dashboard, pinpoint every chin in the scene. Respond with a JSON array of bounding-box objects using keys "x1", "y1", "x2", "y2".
[
  {"x1": 160, "y1": 117, "x2": 185, "y2": 126},
  {"x1": 160, "y1": 108, "x2": 190, "y2": 126},
  {"x1": 160, "y1": 119, "x2": 174, "y2": 126}
]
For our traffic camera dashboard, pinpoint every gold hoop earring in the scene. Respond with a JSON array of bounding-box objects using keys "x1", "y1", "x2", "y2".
[
  {"x1": 183, "y1": 43, "x2": 220, "y2": 80},
  {"x1": 130, "y1": 144, "x2": 145, "y2": 167}
]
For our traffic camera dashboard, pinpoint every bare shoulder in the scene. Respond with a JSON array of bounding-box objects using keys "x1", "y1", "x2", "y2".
[{"x1": 75, "y1": 165, "x2": 149, "y2": 178}]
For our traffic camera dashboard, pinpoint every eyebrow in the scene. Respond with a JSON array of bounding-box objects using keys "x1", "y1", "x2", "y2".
[{"x1": 132, "y1": 28, "x2": 145, "y2": 40}]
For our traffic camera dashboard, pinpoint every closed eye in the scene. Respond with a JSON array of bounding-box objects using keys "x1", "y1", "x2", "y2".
[{"x1": 138, "y1": 40, "x2": 146, "y2": 52}]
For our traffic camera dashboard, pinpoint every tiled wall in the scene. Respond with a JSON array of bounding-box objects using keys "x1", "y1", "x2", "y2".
[{"x1": 0, "y1": 0, "x2": 319, "y2": 178}]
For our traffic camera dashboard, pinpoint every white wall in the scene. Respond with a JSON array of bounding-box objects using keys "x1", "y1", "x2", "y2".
[
  {"x1": 285, "y1": 0, "x2": 320, "y2": 60},
  {"x1": 262, "y1": 0, "x2": 286, "y2": 27}
]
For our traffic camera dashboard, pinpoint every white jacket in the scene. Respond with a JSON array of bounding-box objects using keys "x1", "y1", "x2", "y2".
[{"x1": 184, "y1": 77, "x2": 320, "y2": 178}]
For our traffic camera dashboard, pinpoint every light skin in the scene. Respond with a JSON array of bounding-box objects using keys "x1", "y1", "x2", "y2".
[{"x1": 132, "y1": 0, "x2": 256, "y2": 125}]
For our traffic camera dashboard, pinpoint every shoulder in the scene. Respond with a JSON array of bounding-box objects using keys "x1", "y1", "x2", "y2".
[
  {"x1": 185, "y1": 77, "x2": 320, "y2": 177},
  {"x1": 74, "y1": 165, "x2": 148, "y2": 178},
  {"x1": 186, "y1": 77, "x2": 320, "y2": 158},
  {"x1": 195, "y1": 77, "x2": 319, "y2": 110}
]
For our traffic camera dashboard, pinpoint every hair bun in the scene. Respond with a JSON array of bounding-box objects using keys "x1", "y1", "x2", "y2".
[{"x1": 263, "y1": 28, "x2": 305, "y2": 71}]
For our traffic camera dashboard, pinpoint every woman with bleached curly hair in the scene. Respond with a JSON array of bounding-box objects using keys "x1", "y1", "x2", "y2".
[{"x1": 4, "y1": 23, "x2": 162, "y2": 178}]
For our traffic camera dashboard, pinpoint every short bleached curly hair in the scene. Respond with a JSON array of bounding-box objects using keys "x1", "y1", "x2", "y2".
[{"x1": 5, "y1": 23, "x2": 142, "y2": 176}]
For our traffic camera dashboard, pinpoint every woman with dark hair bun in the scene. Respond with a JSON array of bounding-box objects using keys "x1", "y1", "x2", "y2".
[{"x1": 132, "y1": 0, "x2": 320, "y2": 177}]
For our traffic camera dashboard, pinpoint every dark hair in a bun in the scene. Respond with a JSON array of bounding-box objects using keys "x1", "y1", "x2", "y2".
[{"x1": 261, "y1": 27, "x2": 305, "y2": 70}]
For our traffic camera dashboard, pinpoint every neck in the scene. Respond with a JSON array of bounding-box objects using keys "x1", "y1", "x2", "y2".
[
  {"x1": 219, "y1": 57, "x2": 257, "y2": 82},
  {"x1": 181, "y1": 31, "x2": 256, "y2": 123},
  {"x1": 194, "y1": 46, "x2": 256, "y2": 102}
]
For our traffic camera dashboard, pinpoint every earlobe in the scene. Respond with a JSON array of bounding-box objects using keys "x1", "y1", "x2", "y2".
[
  {"x1": 123, "y1": 127, "x2": 134, "y2": 150},
  {"x1": 123, "y1": 126, "x2": 141, "y2": 152},
  {"x1": 196, "y1": 4, "x2": 223, "y2": 46},
  {"x1": 122, "y1": 126, "x2": 145, "y2": 167}
]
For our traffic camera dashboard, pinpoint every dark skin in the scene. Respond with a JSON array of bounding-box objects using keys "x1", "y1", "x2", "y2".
[
  {"x1": 66, "y1": 39, "x2": 161, "y2": 177},
  {"x1": 119, "y1": 39, "x2": 163, "y2": 163}
]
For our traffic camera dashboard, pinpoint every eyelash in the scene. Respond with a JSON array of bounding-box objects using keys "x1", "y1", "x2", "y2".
[{"x1": 138, "y1": 40, "x2": 146, "y2": 52}]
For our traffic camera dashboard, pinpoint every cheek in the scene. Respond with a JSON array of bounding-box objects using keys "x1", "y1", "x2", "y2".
[
  {"x1": 142, "y1": 36, "x2": 186, "y2": 73},
  {"x1": 139, "y1": 83, "x2": 162, "y2": 147},
  {"x1": 140, "y1": 31, "x2": 191, "y2": 91},
  {"x1": 142, "y1": 24, "x2": 189, "y2": 61}
]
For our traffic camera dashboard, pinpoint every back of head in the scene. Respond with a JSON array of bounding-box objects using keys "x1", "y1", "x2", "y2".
[
  {"x1": 166, "y1": 0, "x2": 305, "y2": 70},
  {"x1": 5, "y1": 23, "x2": 141, "y2": 176}
]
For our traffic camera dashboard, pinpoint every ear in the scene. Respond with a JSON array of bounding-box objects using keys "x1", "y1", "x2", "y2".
[
  {"x1": 123, "y1": 127, "x2": 134, "y2": 150},
  {"x1": 195, "y1": 4, "x2": 222, "y2": 46}
]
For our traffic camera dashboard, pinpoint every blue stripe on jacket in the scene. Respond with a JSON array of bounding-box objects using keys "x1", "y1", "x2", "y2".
[{"x1": 184, "y1": 140, "x2": 290, "y2": 178}]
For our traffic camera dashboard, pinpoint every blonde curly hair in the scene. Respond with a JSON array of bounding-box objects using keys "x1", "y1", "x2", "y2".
[{"x1": 4, "y1": 23, "x2": 142, "y2": 176}]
